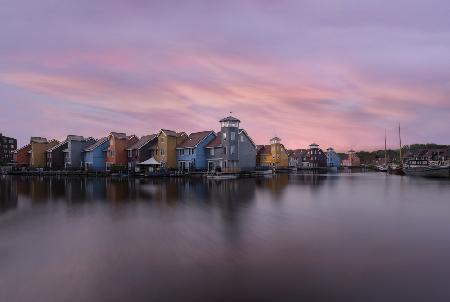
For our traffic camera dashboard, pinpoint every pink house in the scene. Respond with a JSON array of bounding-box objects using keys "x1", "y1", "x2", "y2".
[{"x1": 342, "y1": 150, "x2": 361, "y2": 167}]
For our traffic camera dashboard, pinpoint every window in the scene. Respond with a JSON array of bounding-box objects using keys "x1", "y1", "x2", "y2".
[
  {"x1": 210, "y1": 148, "x2": 215, "y2": 156},
  {"x1": 231, "y1": 145, "x2": 235, "y2": 154},
  {"x1": 223, "y1": 132, "x2": 227, "y2": 140},
  {"x1": 231, "y1": 132, "x2": 235, "y2": 140},
  {"x1": 224, "y1": 147, "x2": 227, "y2": 155},
  {"x1": 161, "y1": 149, "x2": 165, "y2": 156},
  {"x1": 241, "y1": 135, "x2": 244, "y2": 142}
]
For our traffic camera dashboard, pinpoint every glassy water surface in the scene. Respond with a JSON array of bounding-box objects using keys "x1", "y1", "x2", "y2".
[{"x1": 1, "y1": 173, "x2": 450, "y2": 302}]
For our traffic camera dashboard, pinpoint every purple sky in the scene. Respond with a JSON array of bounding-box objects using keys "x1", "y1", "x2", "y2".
[{"x1": 1, "y1": 0, "x2": 449, "y2": 150}]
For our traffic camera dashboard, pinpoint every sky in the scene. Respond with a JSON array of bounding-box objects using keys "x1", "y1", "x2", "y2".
[{"x1": 1, "y1": 0, "x2": 449, "y2": 151}]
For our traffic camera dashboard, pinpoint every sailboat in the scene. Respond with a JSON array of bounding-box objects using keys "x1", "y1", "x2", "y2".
[
  {"x1": 376, "y1": 130, "x2": 388, "y2": 172},
  {"x1": 388, "y1": 123, "x2": 405, "y2": 175}
]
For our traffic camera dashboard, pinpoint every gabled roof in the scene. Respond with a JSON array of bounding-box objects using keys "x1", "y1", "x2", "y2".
[
  {"x1": 239, "y1": 129, "x2": 256, "y2": 147},
  {"x1": 256, "y1": 145, "x2": 271, "y2": 155},
  {"x1": 127, "y1": 134, "x2": 157, "y2": 150},
  {"x1": 30, "y1": 137, "x2": 48, "y2": 143},
  {"x1": 15, "y1": 144, "x2": 31, "y2": 153},
  {"x1": 220, "y1": 116, "x2": 240, "y2": 123},
  {"x1": 46, "y1": 140, "x2": 68, "y2": 153},
  {"x1": 109, "y1": 132, "x2": 127, "y2": 139},
  {"x1": 205, "y1": 131, "x2": 222, "y2": 148},
  {"x1": 177, "y1": 131, "x2": 214, "y2": 149},
  {"x1": 84, "y1": 137, "x2": 108, "y2": 152},
  {"x1": 288, "y1": 149, "x2": 308, "y2": 158}
]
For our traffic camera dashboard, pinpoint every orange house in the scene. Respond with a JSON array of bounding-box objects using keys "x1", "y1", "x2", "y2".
[
  {"x1": 105, "y1": 132, "x2": 138, "y2": 171},
  {"x1": 14, "y1": 144, "x2": 32, "y2": 168}
]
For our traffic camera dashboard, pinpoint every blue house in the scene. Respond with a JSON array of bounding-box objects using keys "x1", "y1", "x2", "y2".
[
  {"x1": 326, "y1": 147, "x2": 341, "y2": 168},
  {"x1": 82, "y1": 137, "x2": 109, "y2": 171},
  {"x1": 64, "y1": 135, "x2": 96, "y2": 169},
  {"x1": 176, "y1": 131, "x2": 216, "y2": 171}
]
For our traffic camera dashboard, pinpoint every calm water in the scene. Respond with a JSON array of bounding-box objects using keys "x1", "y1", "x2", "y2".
[{"x1": 1, "y1": 173, "x2": 450, "y2": 302}]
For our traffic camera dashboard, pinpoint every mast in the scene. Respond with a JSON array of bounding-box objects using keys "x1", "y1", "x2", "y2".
[
  {"x1": 384, "y1": 129, "x2": 387, "y2": 166},
  {"x1": 398, "y1": 123, "x2": 402, "y2": 166}
]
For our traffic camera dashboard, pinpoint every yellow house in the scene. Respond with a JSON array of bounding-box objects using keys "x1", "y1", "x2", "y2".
[
  {"x1": 155, "y1": 129, "x2": 187, "y2": 169},
  {"x1": 30, "y1": 137, "x2": 59, "y2": 169},
  {"x1": 256, "y1": 137, "x2": 289, "y2": 168}
]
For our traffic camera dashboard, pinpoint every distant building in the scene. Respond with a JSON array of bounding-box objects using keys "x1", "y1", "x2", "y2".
[
  {"x1": 155, "y1": 130, "x2": 188, "y2": 169},
  {"x1": 288, "y1": 149, "x2": 307, "y2": 168},
  {"x1": 205, "y1": 116, "x2": 256, "y2": 172},
  {"x1": 176, "y1": 131, "x2": 216, "y2": 171},
  {"x1": 105, "y1": 132, "x2": 139, "y2": 171},
  {"x1": 342, "y1": 150, "x2": 361, "y2": 167},
  {"x1": 0, "y1": 133, "x2": 17, "y2": 165},
  {"x1": 304, "y1": 143, "x2": 327, "y2": 168},
  {"x1": 46, "y1": 140, "x2": 68, "y2": 170},
  {"x1": 326, "y1": 147, "x2": 341, "y2": 168},
  {"x1": 82, "y1": 137, "x2": 110, "y2": 172},
  {"x1": 63, "y1": 135, "x2": 96, "y2": 169},
  {"x1": 30, "y1": 137, "x2": 59, "y2": 169},
  {"x1": 256, "y1": 137, "x2": 289, "y2": 168},
  {"x1": 127, "y1": 134, "x2": 158, "y2": 172}
]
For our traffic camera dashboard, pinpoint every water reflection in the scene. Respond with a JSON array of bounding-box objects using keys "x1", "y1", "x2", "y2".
[{"x1": 2, "y1": 174, "x2": 450, "y2": 302}]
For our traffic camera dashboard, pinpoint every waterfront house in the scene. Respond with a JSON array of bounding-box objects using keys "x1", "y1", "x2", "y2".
[
  {"x1": 287, "y1": 149, "x2": 308, "y2": 168},
  {"x1": 46, "y1": 140, "x2": 68, "y2": 170},
  {"x1": 326, "y1": 147, "x2": 341, "y2": 168},
  {"x1": 30, "y1": 137, "x2": 59, "y2": 169},
  {"x1": 14, "y1": 144, "x2": 32, "y2": 168},
  {"x1": 105, "y1": 132, "x2": 138, "y2": 171},
  {"x1": 303, "y1": 143, "x2": 327, "y2": 168},
  {"x1": 126, "y1": 134, "x2": 158, "y2": 172},
  {"x1": 342, "y1": 150, "x2": 361, "y2": 167},
  {"x1": 205, "y1": 116, "x2": 256, "y2": 172},
  {"x1": 82, "y1": 137, "x2": 109, "y2": 172},
  {"x1": 256, "y1": 137, "x2": 289, "y2": 168},
  {"x1": 0, "y1": 133, "x2": 17, "y2": 165},
  {"x1": 176, "y1": 131, "x2": 216, "y2": 171},
  {"x1": 63, "y1": 135, "x2": 96, "y2": 170},
  {"x1": 155, "y1": 130, "x2": 188, "y2": 169}
]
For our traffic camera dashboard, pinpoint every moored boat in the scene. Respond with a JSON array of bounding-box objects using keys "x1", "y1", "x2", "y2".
[{"x1": 404, "y1": 165, "x2": 450, "y2": 178}]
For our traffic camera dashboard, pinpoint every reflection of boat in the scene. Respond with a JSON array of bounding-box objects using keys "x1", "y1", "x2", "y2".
[
  {"x1": 404, "y1": 165, "x2": 450, "y2": 178},
  {"x1": 207, "y1": 174, "x2": 238, "y2": 180}
]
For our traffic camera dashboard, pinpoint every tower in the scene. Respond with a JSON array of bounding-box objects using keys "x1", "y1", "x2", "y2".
[{"x1": 219, "y1": 115, "x2": 240, "y2": 171}]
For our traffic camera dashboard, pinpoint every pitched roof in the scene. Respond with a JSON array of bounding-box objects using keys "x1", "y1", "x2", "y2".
[
  {"x1": 177, "y1": 131, "x2": 214, "y2": 148},
  {"x1": 84, "y1": 137, "x2": 108, "y2": 152},
  {"x1": 46, "y1": 140, "x2": 68, "y2": 153},
  {"x1": 206, "y1": 132, "x2": 222, "y2": 148},
  {"x1": 256, "y1": 145, "x2": 271, "y2": 155},
  {"x1": 239, "y1": 129, "x2": 256, "y2": 147},
  {"x1": 109, "y1": 132, "x2": 127, "y2": 139},
  {"x1": 219, "y1": 116, "x2": 240, "y2": 123},
  {"x1": 288, "y1": 149, "x2": 308, "y2": 158},
  {"x1": 127, "y1": 134, "x2": 157, "y2": 150}
]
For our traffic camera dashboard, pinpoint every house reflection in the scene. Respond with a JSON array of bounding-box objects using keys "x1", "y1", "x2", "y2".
[{"x1": 0, "y1": 176, "x2": 17, "y2": 213}]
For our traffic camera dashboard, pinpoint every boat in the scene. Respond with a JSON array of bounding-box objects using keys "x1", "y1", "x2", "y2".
[
  {"x1": 376, "y1": 165, "x2": 388, "y2": 172},
  {"x1": 387, "y1": 123, "x2": 404, "y2": 175},
  {"x1": 253, "y1": 170, "x2": 273, "y2": 176},
  {"x1": 404, "y1": 165, "x2": 450, "y2": 178},
  {"x1": 207, "y1": 173, "x2": 238, "y2": 180}
]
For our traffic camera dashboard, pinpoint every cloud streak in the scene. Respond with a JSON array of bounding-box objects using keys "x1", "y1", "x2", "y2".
[{"x1": 1, "y1": 0, "x2": 449, "y2": 150}]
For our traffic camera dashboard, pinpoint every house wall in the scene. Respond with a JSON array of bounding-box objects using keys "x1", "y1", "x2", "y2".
[
  {"x1": 327, "y1": 152, "x2": 341, "y2": 167},
  {"x1": 156, "y1": 132, "x2": 186, "y2": 169},
  {"x1": 15, "y1": 145, "x2": 31, "y2": 166},
  {"x1": 177, "y1": 132, "x2": 216, "y2": 170},
  {"x1": 107, "y1": 136, "x2": 138, "y2": 167},
  {"x1": 68, "y1": 138, "x2": 96, "y2": 169},
  {"x1": 31, "y1": 141, "x2": 59, "y2": 168},
  {"x1": 238, "y1": 132, "x2": 256, "y2": 171},
  {"x1": 84, "y1": 140, "x2": 109, "y2": 171},
  {"x1": 47, "y1": 142, "x2": 67, "y2": 170}
]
